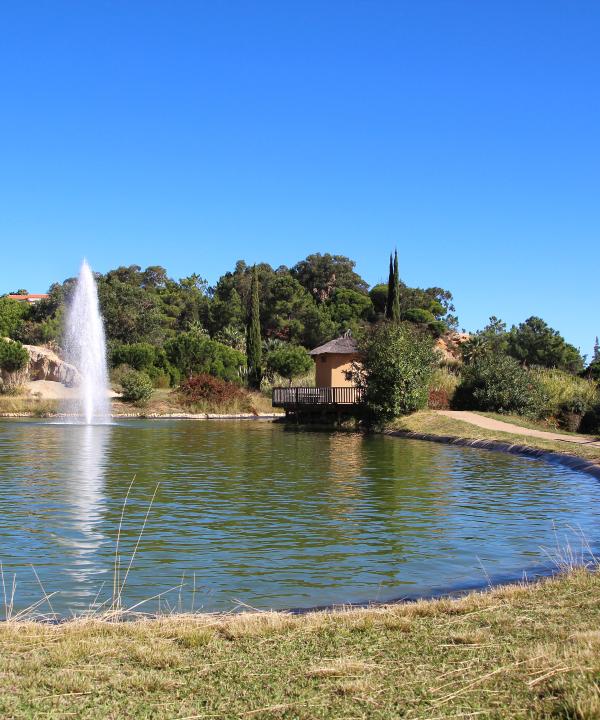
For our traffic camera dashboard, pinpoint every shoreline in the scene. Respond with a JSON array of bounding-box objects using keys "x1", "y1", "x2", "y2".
[{"x1": 388, "y1": 428, "x2": 600, "y2": 479}]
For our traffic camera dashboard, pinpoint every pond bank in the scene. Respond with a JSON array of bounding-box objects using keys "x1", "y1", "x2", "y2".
[
  {"x1": 387, "y1": 410, "x2": 600, "y2": 475},
  {"x1": 1, "y1": 569, "x2": 598, "y2": 719}
]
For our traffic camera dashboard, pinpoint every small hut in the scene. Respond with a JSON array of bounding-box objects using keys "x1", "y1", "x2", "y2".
[{"x1": 309, "y1": 335, "x2": 361, "y2": 388}]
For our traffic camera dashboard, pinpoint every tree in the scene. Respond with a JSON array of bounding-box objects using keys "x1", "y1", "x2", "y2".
[
  {"x1": 0, "y1": 338, "x2": 29, "y2": 373},
  {"x1": 369, "y1": 284, "x2": 388, "y2": 315},
  {"x1": 356, "y1": 322, "x2": 435, "y2": 424},
  {"x1": 507, "y1": 317, "x2": 584, "y2": 373},
  {"x1": 385, "y1": 251, "x2": 401, "y2": 322},
  {"x1": 165, "y1": 332, "x2": 245, "y2": 382},
  {"x1": 246, "y1": 266, "x2": 262, "y2": 388},
  {"x1": 0, "y1": 297, "x2": 29, "y2": 339},
  {"x1": 326, "y1": 289, "x2": 373, "y2": 327},
  {"x1": 392, "y1": 250, "x2": 401, "y2": 321},
  {"x1": 385, "y1": 254, "x2": 395, "y2": 320},
  {"x1": 0, "y1": 338, "x2": 29, "y2": 392},
  {"x1": 461, "y1": 317, "x2": 509, "y2": 363},
  {"x1": 266, "y1": 345, "x2": 313, "y2": 385},
  {"x1": 291, "y1": 253, "x2": 369, "y2": 302}
]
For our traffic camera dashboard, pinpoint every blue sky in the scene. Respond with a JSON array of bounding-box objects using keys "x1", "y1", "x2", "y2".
[{"x1": 1, "y1": 2, "x2": 598, "y2": 358}]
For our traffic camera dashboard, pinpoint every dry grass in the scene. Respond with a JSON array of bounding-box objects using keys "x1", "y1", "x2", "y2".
[
  {"x1": 1, "y1": 570, "x2": 599, "y2": 718},
  {"x1": 0, "y1": 394, "x2": 59, "y2": 416},
  {"x1": 114, "y1": 388, "x2": 279, "y2": 416},
  {"x1": 0, "y1": 389, "x2": 280, "y2": 417}
]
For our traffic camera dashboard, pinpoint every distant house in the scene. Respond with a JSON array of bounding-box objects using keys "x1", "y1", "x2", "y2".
[
  {"x1": 6, "y1": 293, "x2": 49, "y2": 304},
  {"x1": 309, "y1": 335, "x2": 361, "y2": 388}
]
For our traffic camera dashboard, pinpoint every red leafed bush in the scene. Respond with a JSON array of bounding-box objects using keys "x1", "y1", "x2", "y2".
[
  {"x1": 428, "y1": 388, "x2": 450, "y2": 410},
  {"x1": 178, "y1": 373, "x2": 252, "y2": 409}
]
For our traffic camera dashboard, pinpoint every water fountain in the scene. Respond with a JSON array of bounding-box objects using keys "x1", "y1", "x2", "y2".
[{"x1": 64, "y1": 260, "x2": 111, "y2": 424}]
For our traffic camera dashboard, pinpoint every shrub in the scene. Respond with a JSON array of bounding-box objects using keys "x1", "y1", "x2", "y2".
[
  {"x1": 357, "y1": 322, "x2": 436, "y2": 424},
  {"x1": 428, "y1": 388, "x2": 450, "y2": 409},
  {"x1": 557, "y1": 397, "x2": 587, "y2": 432},
  {"x1": 178, "y1": 374, "x2": 253, "y2": 412},
  {"x1": 120, "y1": 370, "x2": 154, "y2": 405},
  {"x1": 266, "y1": 345, "x2": 313, "y2": 385},
  {"x1": 428, "y1": 367, "x2": 460, "y2": 410},
  {"x1": 453, "y1": 355, "x2": 546, "y2": 416},
  {"x1": 531, "y1": 368, "x2": 598, "y2": 418},
  {"x1": 580, "y1": 404, "x2": 600, "y2": 436},
  {"x1": 0, "y1": 338, "x2": 29, "y2": 373}
]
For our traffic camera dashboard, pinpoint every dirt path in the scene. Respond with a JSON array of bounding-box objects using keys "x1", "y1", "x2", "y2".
[{"x1": 437, "y1": 410, "x2": 600, "y2": 447}]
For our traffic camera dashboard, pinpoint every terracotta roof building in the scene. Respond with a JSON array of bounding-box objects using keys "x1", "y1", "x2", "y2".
[{"x1": 6, "y1": 294, "x2": 49, "y2": 304}]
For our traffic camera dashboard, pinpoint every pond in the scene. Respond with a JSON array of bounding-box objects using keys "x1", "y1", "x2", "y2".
[{"x1": 0, "y1": 418, "x2": 598, "y2": 616}]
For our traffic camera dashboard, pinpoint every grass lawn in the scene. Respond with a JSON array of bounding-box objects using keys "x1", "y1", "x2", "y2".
[
  {"x1": 389, "y1": 411, "x2": 600, "y2": 467},
  {"x1": 1, "y1": 570, "x2": 598, "y2": 719}
]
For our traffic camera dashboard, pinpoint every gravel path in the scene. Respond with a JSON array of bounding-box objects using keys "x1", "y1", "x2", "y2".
[{"x1": 437, "y1": 410, "x2": 600, "y2": 447}]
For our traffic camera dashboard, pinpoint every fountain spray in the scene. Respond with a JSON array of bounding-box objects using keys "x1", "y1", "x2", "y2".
[{"x1": 64, "y1": 260, "x2": 111, "y2": 424}]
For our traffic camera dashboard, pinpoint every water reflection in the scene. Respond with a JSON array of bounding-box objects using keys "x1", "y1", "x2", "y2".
[
  {"x1": 0, "y1": 419, "x2": 599, "y2": 616},
  {"x1": 56, "y1": 424, "x2": 111, "y2": 587}
]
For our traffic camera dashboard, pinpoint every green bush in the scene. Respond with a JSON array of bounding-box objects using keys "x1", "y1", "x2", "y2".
[
  {"x1": 531, "y1": 367, "x2": 598, "y2": 417},
  {"x1": 0, "y1": 338, "x2": 29, "y2": 373},
  {"x1": 358, "y1": 322, "x2": 436, "y2": 424},
  {"x1": 557, "y1": 397, "x2": 587, "y2": 432},
  {"x1": 580, "y1": 404, "x2": 600, "y2": 436},
  {"x1": 453, "y1": 355, "x2": 546, "y2": 416},
  {"x1": 266, "y1": 345, "x2": 313, "y2": 385},
  {"x1": 120, "y1": 370, "x2": 154, "y2": 405},
  {"x1": 428, "y1": 367, "x2": 460, "y2": 409}
]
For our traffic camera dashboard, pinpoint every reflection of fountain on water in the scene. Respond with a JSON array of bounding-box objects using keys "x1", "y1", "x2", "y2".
[
  {"x1": 63, "y1": 259, "x2": 111, "y2": 424},
  {"x1": 58, "y1": 424, "x2": 112, "y2": 594}
]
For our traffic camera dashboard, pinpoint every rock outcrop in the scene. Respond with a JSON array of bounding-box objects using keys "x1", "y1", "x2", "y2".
[
  {"x1": 24, "y1": 344, "x2": 81, "y2": 386},
  {"x1": 1, "y1": 338, "x2": 81, "y2": 388},
  {"x1": 435, "y1": 332, "x2": 470, "y2": 365}
]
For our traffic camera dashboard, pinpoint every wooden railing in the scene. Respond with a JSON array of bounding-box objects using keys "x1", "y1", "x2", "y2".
[{"x1": 272, "y1": 386, "x2": 364, "y2": 407}]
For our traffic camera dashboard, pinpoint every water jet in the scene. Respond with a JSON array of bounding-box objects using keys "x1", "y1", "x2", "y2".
[{"x1": 63, "y1": 260, "x2": 111, "y2": 424}]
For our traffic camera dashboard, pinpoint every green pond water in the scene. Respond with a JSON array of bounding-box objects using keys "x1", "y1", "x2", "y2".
[{"x1": 0, "y1": 418, "x2": 598, "y2": 616}]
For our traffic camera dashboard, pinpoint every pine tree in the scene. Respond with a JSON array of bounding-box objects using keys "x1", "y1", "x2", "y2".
[
  {"x1": 385, "y1": 254, "x2": 395, "y2": 320},
  {"x1": 392, "y1": 249, "x2": 401, "y2": 321},
  {"x1": 246, "y1": 266, "x2": 262, "y2": 389}
]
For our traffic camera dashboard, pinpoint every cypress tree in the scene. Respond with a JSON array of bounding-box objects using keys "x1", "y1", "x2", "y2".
[
  {"x1": 392, "y1": 249, "x2": 401, "y2": 321},
  {"x1": 385, "y1": 253, "x2": 395, "y2": 320},
  {"x1": 246, "y1": 265, "x2": 262, "y2": 389}
]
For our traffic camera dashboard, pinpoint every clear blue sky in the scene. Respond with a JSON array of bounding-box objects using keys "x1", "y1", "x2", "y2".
[{"x1": 1, "y1": 2, "x2": 598, "y2": 358}]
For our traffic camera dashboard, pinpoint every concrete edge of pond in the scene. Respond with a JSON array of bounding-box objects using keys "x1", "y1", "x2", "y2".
[{"x1": 388, "y1": 430, "x2": 600, "y2": 480}]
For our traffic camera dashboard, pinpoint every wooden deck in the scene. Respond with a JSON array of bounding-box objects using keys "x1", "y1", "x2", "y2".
[{"x1": 272, "y1": 386, "x2": 364, "y2": 409}]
